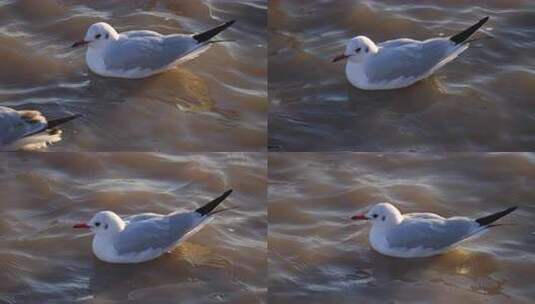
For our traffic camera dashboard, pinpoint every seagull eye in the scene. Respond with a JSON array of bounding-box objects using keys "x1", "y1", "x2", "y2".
[
  {"x1": 382, "y1": 216, "x2": 386, "y2": 221},
  {"x1": 372, "y1": 214, "x2": 378, "y2": 219},
  {"x1": 355, "y1": 47, "x2": 361, "y2": 53},
  {"x1": 365, "y1": 47, "x2": 369, "y2": 53},
  {"x1": 105, "y1": 33, "x2": 109, "y2": 39},
  {"x1": 95, "y1": 222, "x2": 101, "y2": 227},
  {"x1": 104, "y1": 224, "x2": 108, "y2": 229},
  {"x1": 95, "y1": 34, "x2": 101, "y2": 39}
]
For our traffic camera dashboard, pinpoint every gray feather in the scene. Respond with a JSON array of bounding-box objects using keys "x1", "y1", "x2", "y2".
[
  {"x1": 366, "y1": 38, "x2": 453, "y2": 82},
  {"x1": 103, "y1": 34, "x2": 198, "y2": 71},
  {"x1": 113, "y1": 212, "x2": 201, "y2": 255},
  {"x1": 386, "y1": 216, "x2": 477, "y2": 250}
]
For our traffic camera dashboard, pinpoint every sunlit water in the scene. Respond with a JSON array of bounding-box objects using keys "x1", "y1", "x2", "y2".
[
  {"x1": 268, "y1": 152, "x2": 535, "y2": 303},
  {"x1": 0, "y1": 0, "x2": 267, "y2": 151},
  {"x1": 268, "y1": 0, "x2": 535, "y2": 151},
  {"x1": 0, "y1": 152, "x2": 267, "y2": 303}
]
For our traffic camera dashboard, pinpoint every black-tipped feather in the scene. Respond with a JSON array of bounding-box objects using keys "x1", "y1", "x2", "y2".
[
  {"x1": 47, "y1": 114, "x2": 82, "y2": 129},
  {"x1": 24, "y1": 113, "x2": 81, "y2": 138},
  {"x1": 195, "y1": 189, "x2": 233, "y2": 216},
  {"x1": 193, "y1": 20, "x2": 235, "y2": 44},
  {"x1": 475, "y1": 206, "x2": 517, "y2": 226},
  {"x1": 450, "y1": 16, "x2": 489, "y2": 45}
]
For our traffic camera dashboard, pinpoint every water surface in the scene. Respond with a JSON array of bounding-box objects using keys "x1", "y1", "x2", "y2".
[
  {"x1": 0, "y1": 152, "x2": 267, "y2": 303},
  {"x1": 269, "y1": 152, "x2": 535, "y2": 303},
  {"x1": 0, "y1": 0, "x2": 267, "y2": 151},
  {"x1": 268, "y1": 0, "x2": 535, "y2": 151}
]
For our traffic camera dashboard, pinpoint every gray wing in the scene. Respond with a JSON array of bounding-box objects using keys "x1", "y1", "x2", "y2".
[
  {"x1": 124, "y1": 213, "x2": 164, "y2": 223},
  {"x1": 366, "y1": 38, "x2": 453, "y2": 82},
  {"x1": 404, "y1": 212, "x2": 445, "y2": 220},
  {"x1": 0, "y1": 107, "x2": 46, "y2": 145},
  {"x1": 386, "y1": 217, "x2": 477, "y2": 250},
  {"x1": 103, "y1": 34, "x2": 198, "y2": 71},
  {"x1": 122, "y1": 30, "x2": 163, "y2": 38},
  {"x1": 114, "y1": 212, "x2": 201, "y2": 255},
  {"x1": 378, "y1": 38, "x2": 419, "y2": 48}
]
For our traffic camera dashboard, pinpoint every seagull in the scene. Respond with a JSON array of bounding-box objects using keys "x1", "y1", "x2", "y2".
[
  {"x1": 351, "y1": 202, "x2": 517, "y2": 258},
  {"x1": 73, "y1": 189, "x2": 233, "y2": 264},
  {"x1": 72, "y1": 20, "x2": 235, "y2": 79},
  {"x1": 0, "y1": 106, "x2": 80, "y2": 151},
  {"x1": 332, "y1": 17, "x2": 489, "y2": 90}
]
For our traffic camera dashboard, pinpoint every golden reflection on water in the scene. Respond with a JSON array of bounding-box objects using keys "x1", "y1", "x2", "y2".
[
  {"x1": 175, "y1": 242, "x2": 231, "y2": 269},
  {"x1": 172, "y1": 68, "x2": 214, "y2": 112}
]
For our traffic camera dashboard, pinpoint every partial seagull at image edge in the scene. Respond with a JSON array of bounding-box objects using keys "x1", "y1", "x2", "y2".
[{"x1": 0, "y1": 106, "x2": 80, "y2": 151}]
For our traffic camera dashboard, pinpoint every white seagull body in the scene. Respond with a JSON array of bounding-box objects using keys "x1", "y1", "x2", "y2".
[
  {"x1": 352, "y1": 202, "x2": 516, "y2": 258},
  {"x1": 332, "y1": 17, "x2": 489, "y2": 90},
  {"x1": 74, "y1": 190, "x2": 232, "y2": 264},
  {"x1": 0, "y1": 106, "x2": 79, "y2": 151},
  {"x1": 72, "y1": 20, "x2": 235, "y2": 79}
]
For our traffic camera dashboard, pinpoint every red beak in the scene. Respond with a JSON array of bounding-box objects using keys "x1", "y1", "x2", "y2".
[
  {"x1": 73, "y1": 223, "x2": 91, "y2": 229},
  {"x1": 351, "y1": 214, "x2": 368, "y2": 221},
  {"x1": 72, "y1": 40, "x2": 89, "y2": 48},
  {"x1": 332, "y1": 54, "x2": 350, "y2": 63}
]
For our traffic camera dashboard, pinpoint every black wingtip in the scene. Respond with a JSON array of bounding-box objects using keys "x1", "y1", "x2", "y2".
[
  {"x1": 46, "y1": 113, "x2": 82, "y2": 129},
  {"x1": 193, "y1": 20, "x2": 235, "y2": 44},
  {"x1": 195, "y1": 189, "x2": 233, "y2": 216},
  {"x1": 475, "y1": 206, "x2": 517, "y2": 226},
  {"x1": 450, "y1": 16, "x2": 489, "y2": 45}
]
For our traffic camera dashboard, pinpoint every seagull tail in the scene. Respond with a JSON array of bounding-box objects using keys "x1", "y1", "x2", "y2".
[
  {"x1": 475, "y1": 206, "x2": 517, "y2": 227},
  {"x1": 47, "y1": 113, "x2": 82, "y2": 130},
  {"x1": 450, "y1": 16, "x2": 489, "y2": 45},
  {"x1": 195, "y1": 189, "x2": 233, "y2": 216},
  {"x1": 193, "y1": 20, "x2": 235, "y2": 44},
  {"x1": 22, "y1": 113, "x2": 81, "y2": 139}
]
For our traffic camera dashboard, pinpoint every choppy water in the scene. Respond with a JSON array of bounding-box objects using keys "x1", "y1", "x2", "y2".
[
  {"x1": 268, "y1": 152, "x2": 535, "y2": 303},
  {"x1": 268, "y1": 0, "x2": 535, "y2": 152},
  {"x1": 0, "y1": 152, "x2": 267, "y2": 303},
  {"x1": 0, "y1": 0, "x2": 267, "y2": 151},
  {"x1": 2, "y1": 1, "x2": 535, "y2": 303}
]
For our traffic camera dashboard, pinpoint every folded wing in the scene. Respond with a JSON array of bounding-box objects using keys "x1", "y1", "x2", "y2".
[
  {"x1": 366, "y1": 38, "x2": 454, "y2": 83},
  {"x1": 103, "y1": 34, "x2": 199, "y2": 71},
  {"x1": 386, "y1": 217, "x2": 478, "y2": 250},
  {"x1": 113, "y1": 212, "x2": 202, "y2": 255}
]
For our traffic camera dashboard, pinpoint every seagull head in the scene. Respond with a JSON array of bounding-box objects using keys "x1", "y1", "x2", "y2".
[
  {"x1": 332, "y1": 36, "x2": 378, "y2": 63},
  {"x1": 72, "y1": 22, "x2": 119, "y2": 48},
  {"x1": 73, "y1": 211, "x2": 125, "y2": 236},
  {"x1": 351, "y1": 202, "x2": 402, "y2": 227}
]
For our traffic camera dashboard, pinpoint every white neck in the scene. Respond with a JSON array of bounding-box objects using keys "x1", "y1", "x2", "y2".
[
  {"x1": 345, "y1": 61, "x2": 370, "y2": 89},
  {"x1": 91, "y1": 220, "x2": 124, "y2": 262},
  {"x1": 368, "y1": 213, "x2": 403, "y2": 251},
  {"x1": 86, "y1": 45, "x2": 109, "y2": 76},
  {"x1": 92, "y1": 233, "x2": 119, "y2": 262},
  {"x1": 369, "y1": 222, "x2": 395, "y2": 254}
]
